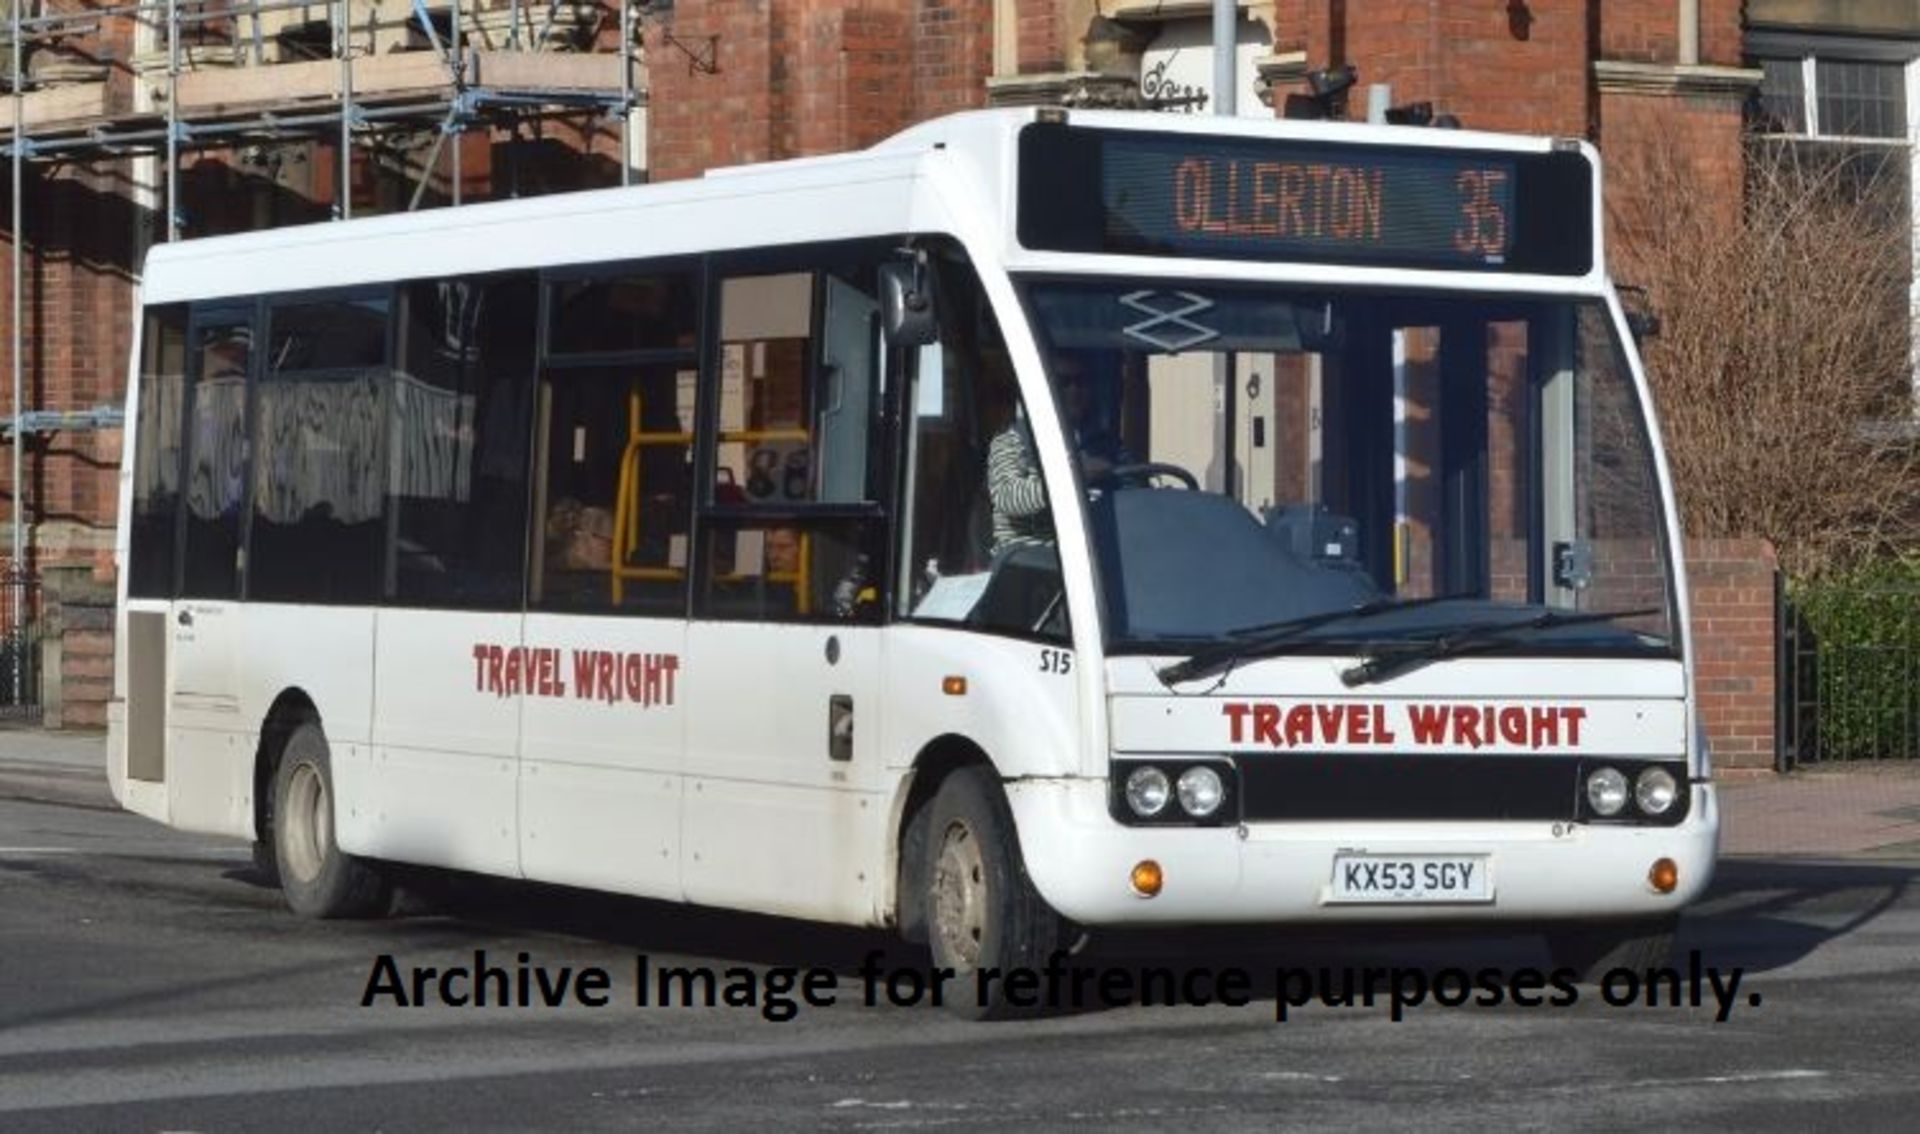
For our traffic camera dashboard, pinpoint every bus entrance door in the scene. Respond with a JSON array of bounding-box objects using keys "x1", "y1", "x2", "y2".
[{"x1": 681, "y1": 621, "x2": 883, "y2": 924}]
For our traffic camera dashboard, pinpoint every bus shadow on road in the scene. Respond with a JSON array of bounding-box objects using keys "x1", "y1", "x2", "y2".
[
  {"x1": 1683, "y1": 856, "x2": 1917, "y2": 973},
  {"x1": 378, "y1": 865, "x2": 934, "y2": 972}
]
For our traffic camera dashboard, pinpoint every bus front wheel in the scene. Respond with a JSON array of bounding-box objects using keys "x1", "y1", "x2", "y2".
[
  {"x1": 923, "y1": 767, "x2": 1064, "y2": 1019},
  {"x1": 271, "y1": 722, "x2": 389, "y2": 919}
]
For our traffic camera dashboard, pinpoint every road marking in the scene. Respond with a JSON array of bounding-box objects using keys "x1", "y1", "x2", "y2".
[{"x1": 1689, "y1": 1069, "x2": 1828, "y2": 1085}]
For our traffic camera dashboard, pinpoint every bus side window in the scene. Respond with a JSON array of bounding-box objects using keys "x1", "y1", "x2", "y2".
[
  {"x1": 698, "y1": 265, "x2": 887, "y2": 623},
  {"x1": 387, "y1": 274, "x2": 537, "y2": 609},
  {"x1": 179, "y1": 316, "x2": 253, "y2": 600},
  {"x1": 531, "y1": 268, "x2": 700, "y2": 615},
  {"x1": 249, "y1": 295, "x2": 389, "y2": 604},
  {"x1": 128, "y1": 305, "x2": 189, "y2": 599}
]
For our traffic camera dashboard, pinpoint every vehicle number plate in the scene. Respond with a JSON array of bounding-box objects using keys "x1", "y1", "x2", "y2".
[{"x1": 1327, "y1": 855, "x2": 1491, "y2": 904}]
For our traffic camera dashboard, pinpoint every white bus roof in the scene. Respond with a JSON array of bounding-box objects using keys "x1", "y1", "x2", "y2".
[{"x1": 139, "y1": 108, "x2": 1604, "y2": 305}]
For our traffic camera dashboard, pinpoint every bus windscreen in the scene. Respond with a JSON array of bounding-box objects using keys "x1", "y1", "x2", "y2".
[{"x1": 1017, "y1": 123, "x2": 1593, "y2": 276}]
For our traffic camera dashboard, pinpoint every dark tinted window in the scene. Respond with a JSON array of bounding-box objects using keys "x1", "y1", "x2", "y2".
[
  {"x1": 180, "y1": 317, "x2": 251, "y2": 599},
  {"x1": 127, "y1": 306, "x2": 188, "y2": 598},
  {"x1": 388, "y1": 275, "x2": 538, "y2": 607},
  {"x1": 247, "y1": 295, "x2": 389, "y2": 603},
  {"x1": 267, "y1": 297, "x2": 390, "y2": 372},
  {"x1": 547, "y1": 273, "x2": 698, "y2": 355}
]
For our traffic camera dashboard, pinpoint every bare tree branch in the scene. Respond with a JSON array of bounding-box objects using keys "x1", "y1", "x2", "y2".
[{"x1": 1609, "y1": 135, "x2": 1920, "y2": 578}]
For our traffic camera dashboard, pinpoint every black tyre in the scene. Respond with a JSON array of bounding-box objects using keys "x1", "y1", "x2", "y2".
[
  {"x1": 1546, "y1": 915, "x2": 1678, "y2": 983},
  {"x1": 923, "y1": 766, "x2": 1065, "y2": 1019},
  {"x1": 271, "y1": 722, "x2": 389, "y2": 919},
  {"x1": 250, "y1": 838, "x2": 278, "y2": 884}
]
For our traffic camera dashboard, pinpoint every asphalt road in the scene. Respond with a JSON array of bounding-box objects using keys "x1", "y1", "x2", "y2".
[{"x1": 3, "y1": 773, "x2": 1918, "y2": 1131}]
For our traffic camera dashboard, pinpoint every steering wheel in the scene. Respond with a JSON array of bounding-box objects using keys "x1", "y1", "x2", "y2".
[{"x1": 1095, "y1": 461, "x2": 1200, "y2": 490}]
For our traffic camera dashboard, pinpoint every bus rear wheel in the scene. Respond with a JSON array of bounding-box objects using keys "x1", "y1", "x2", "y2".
[
  {"x1": 923, "y1": 767, "x2": 1064, "y2": 1019},
  {"x1": 271, "y1": 722, "x2": 388, "y2": 919}
]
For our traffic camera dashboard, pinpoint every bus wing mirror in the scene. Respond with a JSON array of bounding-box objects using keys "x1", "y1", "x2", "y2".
[{"x1": 880, "y1": 260, "x2": 939, "y2": 347}]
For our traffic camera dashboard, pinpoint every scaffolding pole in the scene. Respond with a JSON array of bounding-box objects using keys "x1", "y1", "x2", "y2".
[
  {"x1": 620, "y1": 0, "x2": 632, "y2": 186},
  {"x1": 8, "y1": 0, "x2": 23, "y2": 704},
  {"x1": 166, "y1": 0, "x2": 179, "y2": 240},
  {"x1": 338, "y1": 0, "x2": 352, "y2": 220}
]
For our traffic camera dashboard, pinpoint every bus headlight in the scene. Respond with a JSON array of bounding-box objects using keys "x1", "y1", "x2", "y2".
[
  {"x1": 1586, "y1": 767, "x2": 1629, "y2": 817},
  {"x1": 1124, "y1": 766, "x2": 1171, "y2": 818},
  {"x1": 1176, "y1": 765, "x2": 1225, "y2": 818},
  {"x1": 1635, "y1": 767, "x2": 1679, "y2": 816}
]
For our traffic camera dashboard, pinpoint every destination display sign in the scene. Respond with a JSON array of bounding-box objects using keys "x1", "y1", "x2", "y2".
[{"x1": 1017, "y1": 124, "x2": 1593, "y2": 276}]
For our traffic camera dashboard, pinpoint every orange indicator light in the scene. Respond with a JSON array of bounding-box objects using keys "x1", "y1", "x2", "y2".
[
  {"x1": 1649, "y1": 858, "x2": 1679, "y2": 894},
  {"x1": 1130, "y1": 860, "x2": 1164, "y2": 898},
  {"x1": 942, "y1": 676, "x2": 968, "y2": 696}
]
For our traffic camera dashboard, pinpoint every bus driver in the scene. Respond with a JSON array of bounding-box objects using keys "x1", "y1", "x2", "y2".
[{"x1": 986, "y1": 352, "x2": 1128, "y2": 553}]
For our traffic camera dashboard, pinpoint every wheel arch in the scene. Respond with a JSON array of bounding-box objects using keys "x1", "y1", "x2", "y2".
[{"x1": 253, "y1": 687, "x2": 321, "y2": 844}]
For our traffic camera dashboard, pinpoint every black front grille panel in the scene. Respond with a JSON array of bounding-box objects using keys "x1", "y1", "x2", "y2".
[{"x1": 1234, "y1": 754, "x2": 1690, "y2": 824}]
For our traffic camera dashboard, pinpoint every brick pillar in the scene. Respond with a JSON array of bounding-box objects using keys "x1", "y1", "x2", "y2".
[
  {"x1": 39, "y1": 564, "x2": 115, "y2": 729},
  {"x1": 1686, "y1": 538, "x2": 1779, "y2": 773}
]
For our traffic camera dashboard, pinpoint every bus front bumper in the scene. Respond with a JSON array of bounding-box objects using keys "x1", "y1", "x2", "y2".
[{"x1": 1005, "y1": 776, "x2": 1718, "y2": 927}]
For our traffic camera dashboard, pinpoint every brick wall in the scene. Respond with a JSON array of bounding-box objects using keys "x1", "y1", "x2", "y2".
[
  {"x1": 649, "y1": 0, "x2": 961, "y2": 182},
  {"x1": 1686, "y1": 538, "x2": 1778, "y2": 773},
  {"x1": 914, "y1": 0, "x2": 994, "y2": 118},
  {"x1": 1324, "y1": 0, "x2": 1589, "y2": 136},
  {"x1": 1592, "y1": 0, "x2": 1740, "y2": 66},
  {"x1": 647, "y1": 1, "x2": 780, "y2": 181},
  {"x1": 1015, "y1": 0, "x2": 1063, "y2": 73},
  {"x1": 1599, "y1": 90, "x2": 1747, "y2": 283}
]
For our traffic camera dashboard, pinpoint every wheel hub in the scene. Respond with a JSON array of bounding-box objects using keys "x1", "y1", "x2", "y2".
[
  {"x1": 931, "y1": 819, "x2": 988, "y2": 970},
  {"x1": 282, "y1": 762, "x2": 331, "y2": 884}
]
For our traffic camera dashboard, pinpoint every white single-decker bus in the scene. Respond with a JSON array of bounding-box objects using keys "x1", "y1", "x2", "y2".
[{"x1": 110, "y1": 109, "x2": 1715, "y2": 1018}]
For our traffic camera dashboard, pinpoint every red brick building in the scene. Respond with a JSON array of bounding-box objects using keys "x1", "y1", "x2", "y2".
[{"x1": 11, "y1": 0, "x2": 1904, "y2": 766}]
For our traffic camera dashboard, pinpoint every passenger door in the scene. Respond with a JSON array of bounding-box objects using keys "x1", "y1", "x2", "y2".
[{"x1": 681, "y1": 262, "x2": 892, "y2": 924}]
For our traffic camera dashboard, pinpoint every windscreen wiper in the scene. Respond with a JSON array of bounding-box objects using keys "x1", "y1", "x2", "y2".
[
  {"x1": 1337, "y1": 607, "x2": 1661, "y2": 688},
  {"x1": 1156, "y1": 592, "x2": 1476, "y2": 685}
]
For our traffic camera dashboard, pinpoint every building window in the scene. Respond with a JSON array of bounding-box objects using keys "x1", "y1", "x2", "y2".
[
  {"x1": 1749, "y1": 37, "x2": 1915, "y2": 146},
  {"x1": 1815, "y1": 58, "x2": 1908, "y2": 139},
  {"x1": 1750, "y1": 33, "x2": 1918, "y2": 395},
  {"x1": 1755, "y1": 57, "x2": 1807, "y2": 133}
]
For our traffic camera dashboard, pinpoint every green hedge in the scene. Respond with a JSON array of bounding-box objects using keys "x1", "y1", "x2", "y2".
[{"x1": 1789, "y1": 558, "x2": 1920, "y2": 762}]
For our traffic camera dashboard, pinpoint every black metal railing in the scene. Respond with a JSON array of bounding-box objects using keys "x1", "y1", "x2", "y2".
[
  {"x1": 1778, "y1": 572, "x2": 1920, "y2": 769},
  {"x1": 0, "y1": 565, "x2": 40, "y2": 722}
]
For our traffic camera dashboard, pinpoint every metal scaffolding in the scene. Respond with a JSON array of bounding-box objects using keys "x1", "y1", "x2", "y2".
[{"x1": 1, "y1": 0, "x2": 644, "y2": 707}]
